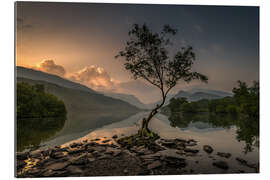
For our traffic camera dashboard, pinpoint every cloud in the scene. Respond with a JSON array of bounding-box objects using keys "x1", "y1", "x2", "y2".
[
  {"x1": 69, "y1": 65, "x2": 116, "y2": 91},
  {"x1": 35, "y1": 60, "x2": 66, "y2": 76}
]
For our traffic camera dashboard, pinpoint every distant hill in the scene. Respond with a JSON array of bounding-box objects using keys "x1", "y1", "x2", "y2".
[
  {"x1": 16, "y1": 68, "x2": 140, "y2": 135},
  {"x1": 17, "y1": 66, "x2": 96, "y2": 94},
  {"x1": 188, "y1": 88, "x2": 232, "y2": 97},
  {"x1": 104, "y1": 92, "x2": 148, "y2": 109},
  {"x1": 174, "y1": 90, "x2": 222, "y2": 102}
]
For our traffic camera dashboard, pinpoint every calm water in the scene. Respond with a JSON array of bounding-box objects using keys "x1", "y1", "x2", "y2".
[
  {"x1": 64, "y1": 111, "x2": 259, "y2": 174},
  {"x1": 17, "y1": 110, "x2": 259, "y2": 173}
]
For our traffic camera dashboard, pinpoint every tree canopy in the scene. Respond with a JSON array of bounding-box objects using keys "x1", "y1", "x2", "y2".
[{"x1": 116, "y1": 23, "x2": 208, "y2": 134}]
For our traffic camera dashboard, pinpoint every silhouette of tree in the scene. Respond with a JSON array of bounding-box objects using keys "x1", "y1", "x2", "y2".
[{"x1": 116, "y1": 24, "x2": 208, "y2": 135}]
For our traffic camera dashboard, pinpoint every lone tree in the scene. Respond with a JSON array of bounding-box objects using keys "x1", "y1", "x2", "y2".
[{"x1": 116, "y1": 24, "x2": 208, "y2": 136}]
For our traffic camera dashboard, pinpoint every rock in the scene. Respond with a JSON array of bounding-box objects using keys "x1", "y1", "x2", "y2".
[
  {"x1": 51, "y1": 151, "x2": 66, "y2": 159},
  {"x1": 36, "y1": 158, "x2": 50, "y2": 166},
  {"x1": 236, "y1": 157, "x2": 247, "y2": 165},
  {"x1": 102, "y1": 139, "x2": 111, "y2": 143},
  {"x1": 161, "y1": 141, "x2": 178, "y2": 149},
  {"x1": 17, "y1": 160, "x2": 26, "y2": 169},
  {"x1": 70, "y1": 153, "x2": 88, "y2": 165},
  {"x1": 68, "y1": 148, "x2": 84, "y2": 155},
  {"x1": 113, "y1": 150, "x2": 122, "y2": 157},
  {"x1": 26, "y1": 168, "x2": 41, "y2": 175},
  {"x1": 66, "y1": 165, "x2": 83, "y2": 175},
  {"x1": 42, "y1": 169, "x2": 69, "y2": 177},
  {"x1": 217, "y1": 152, "x2": 231, "y2": 158},
  {"x1": 203, "y1": 145, "x2": 213, "y2": 154},
  {"x1": 98, "y1": 155, "x2": 110, "y2": 160},
  {"x1": 29, "y1": 150, "x2": 42, "y2": 159},
  {"x1": 147, "y1": 160, "x2": 162, "y2": 170},
  {"x1": 123, "y1": 169, "x2": 129, "y2": 174},
  {"x1": 70, "y1": 143, "x2": 82, "y2": 148},
  {"x1": 83, "y1": 139, "x2": 88, "y2": 143},
  {"x1": 164, "y1": 156, "x2": 186, "y2": 167},
  {"x1": 88, "y1": 157, "x2": 95, "y2": 162},
  {"x1": 112, "y1": 135, "x2": 118, "y2": 139},
  {"x1": 213, "y1": 161, "x2": 229, "y2": 170},
  {"x1": 92, "y1": 146, "x2": 106, "y2": 153},
  {"x1": 184, "y1": 148, "x2": 199, "y2": 153},
  {"x1": 16, "y1": 152, "x2": 28, "y2": 160},
  {"x1": 47, "y1": 161, "x2": 70, "y2": 171}
]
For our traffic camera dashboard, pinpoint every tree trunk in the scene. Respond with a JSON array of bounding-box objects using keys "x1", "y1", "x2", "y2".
[{"x1": 140, "y1": 97, "x2": 166, "y2": 136}]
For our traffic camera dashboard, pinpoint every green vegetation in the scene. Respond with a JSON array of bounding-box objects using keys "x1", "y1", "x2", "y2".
[
  {"x1": 164, "y1": 81, "x2": 259, "y2": 153},
  {"x1": 17, "y1": 82, "x2": 67, "y2": 118},
  {"x1": 116, "y1": 24, "x2": 207, "y2": 135},
  {"x1": 16, "y1": 82, "x2": 67, "y2": 151},
  {"x1": 164, "y1": 81, "x2": 259, "y2": 118}
]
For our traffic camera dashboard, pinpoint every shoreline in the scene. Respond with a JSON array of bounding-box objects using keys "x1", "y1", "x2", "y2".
[{"x1": 16, "y1": 132, "x2": 259, "y2": 177}]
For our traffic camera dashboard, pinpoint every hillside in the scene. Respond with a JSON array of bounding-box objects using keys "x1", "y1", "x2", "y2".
[
  {"x1": 104, "y1": 92, "x2": 148, "y2": 109},
  {"x1": 17, "y1": 77, "x2": 140, "y2": 136},
  {"x1": 17, "y1": 66, "x2": 96, "y2": 94},
  {"x1": 174, "y1": 90, "x2": 223, "y2": 102}
]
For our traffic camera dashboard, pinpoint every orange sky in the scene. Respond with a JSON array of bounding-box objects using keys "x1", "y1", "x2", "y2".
[{"x1": 15, "y1": 2, "x2": 259, "y2": 103}]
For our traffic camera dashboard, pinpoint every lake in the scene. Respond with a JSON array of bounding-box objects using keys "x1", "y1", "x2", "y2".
[{"x1": 17, "y1": 111, "x2": 259, "y2": 173}]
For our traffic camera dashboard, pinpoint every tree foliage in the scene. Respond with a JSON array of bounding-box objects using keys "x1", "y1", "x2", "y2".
[
  {"x1": 17, "y1": 82, "x2": 67, "y2": 118},
  {"x1": 116, "y1": 24, "x2": 208, "y2": 133}
]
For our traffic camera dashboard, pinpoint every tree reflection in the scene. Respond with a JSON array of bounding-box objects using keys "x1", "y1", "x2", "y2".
[
  {"x1": 17, "y1": 117, "x2": 66, "y2": 151},
  {"x1": 168, "y1": 112, "x2": 259, "y2": 153}
]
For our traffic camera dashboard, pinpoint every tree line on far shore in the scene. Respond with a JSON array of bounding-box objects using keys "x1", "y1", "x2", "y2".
[
  {"x1": 163, "y1": 80, "x2": 259, "y2": 118},
  {"x1": 17, "y1": 82, "x2": 67, "y2": 118}
]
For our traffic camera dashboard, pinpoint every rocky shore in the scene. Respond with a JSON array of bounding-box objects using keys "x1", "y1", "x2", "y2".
[{"x1": 16, "y1": 134, "x2": 259, "y2": 177}]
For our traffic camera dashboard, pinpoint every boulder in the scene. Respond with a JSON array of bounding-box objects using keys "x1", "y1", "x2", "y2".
[
  {"x1": 203, "y1": 145, "x2": 213, "y2": 154},
  {"x1": 213, "y1": 161, "x2": 229, "y2": 170}
]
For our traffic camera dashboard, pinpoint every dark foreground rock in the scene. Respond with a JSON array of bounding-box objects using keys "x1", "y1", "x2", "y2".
[
  {"x1": 217, "y1": 152, "x2": 231, "y2": 158},
  {"x1": 213, "y1": 161, "x2": 229, "y2": 170},
  {"x1": 203, "y1": 145, "x2": 213, "y2": 154},
  {"x1": 16, "y1": 134, "x2": 258, "y2": 177}
]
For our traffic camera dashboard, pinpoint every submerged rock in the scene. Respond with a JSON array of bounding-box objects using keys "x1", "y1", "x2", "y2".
[
  {"x1": 203, "y1": 145, "x2": 213, "y2": 154},
  {"x1": 184, "y1": 148, "x2": 199, "y2": 153},
  {"x1": 217, "y1": 152, "x2": 231, "y2": 158},
  {"x1": 213, "y1": 161, "x2": 229, "y2": 170}
]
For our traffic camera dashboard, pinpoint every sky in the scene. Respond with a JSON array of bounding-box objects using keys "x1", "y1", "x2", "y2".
[{"x1": 16, "y1": 2, "x2": 259, "y2": 104}]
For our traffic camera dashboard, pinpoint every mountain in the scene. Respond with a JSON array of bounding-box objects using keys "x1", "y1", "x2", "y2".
[
  {"x1": 103, "y1": 92, "x2": 148, "y2": 109},
  {"x1": 174, "y1": 90, "x2": 191, "y2": 99},
  {"x1": 17, "y1": 66, "x2": 96, "y2": 94},
  {"x1": 16, "y1": 67, "x2": 140, "y2": 135},
  {"x1": 188, "y1": 88, "x2": 232, "y2": 97},
  {"x1": 173, "y1": 90, "x2": 222, "y2": 102}
]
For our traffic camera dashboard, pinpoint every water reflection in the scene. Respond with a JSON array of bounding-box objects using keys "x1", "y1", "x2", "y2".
[
  {"x1": 168, "y1": 112, "x2": 259, "y2": 153},
  {"x1": 17, "y1": 117, "x2": 66, "y2": 151}
]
